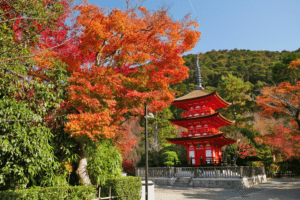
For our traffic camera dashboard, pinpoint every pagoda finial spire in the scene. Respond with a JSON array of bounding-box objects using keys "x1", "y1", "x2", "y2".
[{"x1": 196, "y1": 52, "x2": 204, "y2": 90}]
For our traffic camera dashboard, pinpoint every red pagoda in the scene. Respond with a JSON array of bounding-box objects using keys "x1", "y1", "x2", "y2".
[{"x1": 167, "y1": 54, "x2": 236, "y2": 165}]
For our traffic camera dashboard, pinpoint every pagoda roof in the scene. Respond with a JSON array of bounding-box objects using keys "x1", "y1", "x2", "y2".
[
  {"x1": 167, "y1": 133, "x2": 236, "y2": 147},
  {"x1": 172, "y1": 89, "x2": 230, "y2": 110},
  {"x1": 173, "y1": 89, "x2": 230, "y2": 104},
  {"x1": 169, "y1": 112, "x2": 235, "y2": 128},
  {"x1": 173, "y1": 89, "x2": 211, "y2": 102}
]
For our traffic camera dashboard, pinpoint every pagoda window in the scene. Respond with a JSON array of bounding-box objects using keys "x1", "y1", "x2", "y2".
[
  {"x1": 206, "y1": 150, "x2": 211, "y2": 157},
  {"x1": 205, "y1": 150, "x2": 212, "y2": 164},
  {"x1": 188, "y1": 127, "x2": 192, "y2": 136},
  {"x1": 203, "y1": 126, "x2": 207, "y2": 135},
  {"x1": 194, "y1": 106, "x2": 200, "y2": 116},
  {"x1": 189, "y1": 126, "x2": 194, "y2": 133},
  {"x1": 189, "y1": 107, "x2": 194, "y2": 116},
  {"x1": 189, "y1": 151, "x2": 195, "y2": 164},
  {"x1": 196, "y1": 125, "x2": 202, "y2": 133}
]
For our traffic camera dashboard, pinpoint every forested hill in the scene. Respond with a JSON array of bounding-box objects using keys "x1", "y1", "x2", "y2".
[{"x1": 171, "y1": 48, "x2": 300, "y2": 98}]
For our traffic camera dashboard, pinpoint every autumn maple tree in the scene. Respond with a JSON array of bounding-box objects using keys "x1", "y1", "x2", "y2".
[
  {"x1": 255, "y1": 59, "x2": 300, "y2": 161},
  {"x1": 257, "y1": 81, "x2": 300, "y2": 131},
  {"x1": 59, "y1": 3, "x2": 201, "y2": 185},
  {"x1": 254, "y1": 125, "x2": 300, "y2": 161}
]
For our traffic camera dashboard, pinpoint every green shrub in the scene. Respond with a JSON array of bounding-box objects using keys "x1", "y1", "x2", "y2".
[
  {"x1": 161, "y1": 151, "x2": 178, "y2": 167},
  {"x1": 0, "y1": 185, "x2": 96, "y2": 200},
  {"x1": 100, "y1": 177, "x2": 141, "y2": 200},
  {"x1": 86, "y1": 140, "x2": 122, "y2": 186}
]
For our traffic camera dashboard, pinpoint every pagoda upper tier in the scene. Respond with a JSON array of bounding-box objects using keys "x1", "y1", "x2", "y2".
[
  {"x1": 169, "y1": 112, "x2": 234, "y2": 129},
  {"x1": 172, "y1": 90, "x2": 231, "y2": 115}
]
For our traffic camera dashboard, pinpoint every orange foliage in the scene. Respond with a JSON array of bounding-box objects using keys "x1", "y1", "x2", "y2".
[
  {"x1": 256, "y1": 79, "x2": 300, "y2": 159},
  {"x1": 63, "y1": 3, "x2": 201, "y2": 153},
  {"x1": 289, "y1": 58, "x2": 300, "y2": 72},
  {"x1": 237, "y1": 143, "x2": 257, "y2": 159},
  {"x1": 256, "y1": 81, "x2": 300, "y2": 130},
  {"x1": 254, "y1": 125, "x2": 299, "y2": 160}
]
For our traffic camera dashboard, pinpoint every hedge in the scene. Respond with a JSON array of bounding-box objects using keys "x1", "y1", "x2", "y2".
[
  {"x1": 100, "y1": 176, "x2": 141, "y2": 200},
  {"x1": 0, "y1": 185, "x2": 96, "y2": 200}
]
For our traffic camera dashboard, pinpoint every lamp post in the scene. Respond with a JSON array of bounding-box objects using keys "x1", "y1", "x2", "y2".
[{"x1": 144, "y1": 103, "x2": 154, "y2": 200}]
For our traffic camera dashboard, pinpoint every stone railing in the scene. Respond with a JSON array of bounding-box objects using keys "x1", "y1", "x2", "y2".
[{"x1": 136, "y1": 166, "x2": 265, "y2": 179}]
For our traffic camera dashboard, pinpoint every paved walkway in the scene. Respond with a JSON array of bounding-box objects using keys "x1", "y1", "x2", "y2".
[{"x1": 154, "y1": 178, "x2": 300, "y2": 200}]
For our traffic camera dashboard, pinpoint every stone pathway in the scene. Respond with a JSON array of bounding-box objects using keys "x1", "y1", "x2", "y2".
[{"x1": 154, "y1": 178, "x2": 300, "y2": 200}]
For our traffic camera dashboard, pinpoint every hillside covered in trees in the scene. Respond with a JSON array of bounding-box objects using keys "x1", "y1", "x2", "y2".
[{"x1": 175, "y1": 49, "x2": 300, "y2": 96}]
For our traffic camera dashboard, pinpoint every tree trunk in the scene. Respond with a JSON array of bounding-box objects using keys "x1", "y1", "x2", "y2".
[
  {"x1": 295, "y1": 118, "x2": 300, "y2": 131},
  {"x1": 295, "y1": 110, "x2": 300, "y2": 131},
  {"x1": 76, "y1": 142, "x2": 92, "y2": 185},
  {"x1": 231, "y1": 105, "x2": 237, "y2": 122}
]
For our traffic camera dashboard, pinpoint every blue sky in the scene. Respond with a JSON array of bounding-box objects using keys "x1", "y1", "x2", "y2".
[{"x1": 84, "y1": 0, "x2": 300, "y2": 55}]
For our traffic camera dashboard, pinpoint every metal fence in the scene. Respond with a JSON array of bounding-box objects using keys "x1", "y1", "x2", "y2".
[
  {"x1": 90, "y1": 187, "x2": 128, "y2": 200},
  {"x1": 136, "y1": 166, "x2": 265, "y2": 179}
]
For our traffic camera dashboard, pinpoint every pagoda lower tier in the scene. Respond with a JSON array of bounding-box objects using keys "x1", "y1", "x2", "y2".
[{"x1": 167, "y1": 134, "x2": 236, "y2": 165}]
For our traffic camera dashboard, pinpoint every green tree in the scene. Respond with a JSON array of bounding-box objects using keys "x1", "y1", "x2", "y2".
[
  {"x1": 216, "y1": 75, "x2": 258, "y2": 165},
  {"x1": 272, "y1": 53, "x2": 300, "y2": 85},
  {"x1": 0, "y1": 61, "x2": 68, "y2": 190},
  {"x1": 0, "y1": 0, "x2": 73, "y2": 189},
  {"x1": 217, "y1": 74, "x2": 254, "y2": 126}
]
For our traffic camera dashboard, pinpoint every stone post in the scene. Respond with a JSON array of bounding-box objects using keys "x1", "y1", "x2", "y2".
[
  {"x1": 249, "y1": 166, "x2": 253, "y2": 177},
  {"x1": 240, "y1": 166, "x2": 243, "y2": 178},
  {"x1": 194, "y1": 167, "x2": 198, "y2": 178},
  {"x1": 215, "y1": 167, "x2": 218, "y2": 178},
  {"x1": 172, "y1": 167, "x2": 176, "y2": 178}
]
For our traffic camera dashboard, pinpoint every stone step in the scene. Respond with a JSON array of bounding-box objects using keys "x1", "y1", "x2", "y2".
[
  {"x1": 175, "y1": 177, "x2": 192, "y2": 183},
  {"x1": 173, "y1": 177, "x2": 192, "y2": 186},
  {"x1": 173, "y1": 182, "x2": 191, "y2": 187}
]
